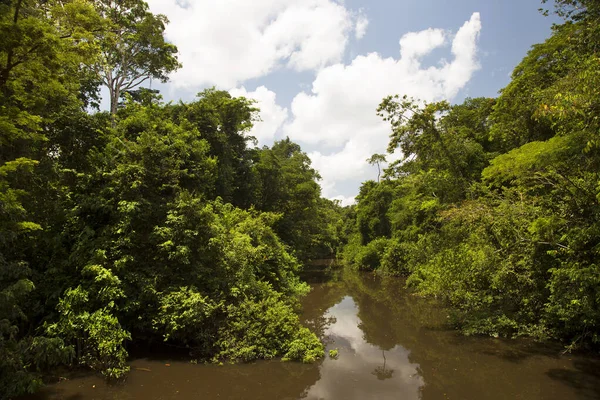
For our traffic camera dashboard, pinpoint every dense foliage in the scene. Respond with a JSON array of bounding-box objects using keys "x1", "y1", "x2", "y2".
[
  {"x1": 0, "y1": 1, "x2": 343, "y2": 397},
  {"x1": 344, "y1": 0, "x2": 600, "y2": 349}
]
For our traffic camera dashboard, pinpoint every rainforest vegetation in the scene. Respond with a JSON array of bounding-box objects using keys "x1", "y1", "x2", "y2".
[
  {"x1": 2, "y1": 0, "x2": 599, "y2": 398},
  {"x1": 0, "y1": 0, "x2": 347, "y2": 397},
  {"x1": 343, "y1": 0, "x2": 600, "y2": 349}
]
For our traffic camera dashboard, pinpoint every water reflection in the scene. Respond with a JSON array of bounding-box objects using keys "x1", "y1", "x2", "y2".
[
  {"x1": 20, "y1": 269, "x2": 600, "y2": 400},
  {"x1": 303, "y1": 296, "x2": 424, "y2": 400},
  {"x1": 372, "y1": 351, "x2": 393, "y2": 380}
]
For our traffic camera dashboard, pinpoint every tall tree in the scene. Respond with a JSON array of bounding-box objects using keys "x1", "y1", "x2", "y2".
[
  {"x1": 94, "y1": 0, "x2": 180, "y2": 115},
  {"x1": 253, "y1": 138, "x2": 323, "y2": 259},
  {"x1": 367, "y1": 153, "x2": 386, "y2": 183},
  {"x1": 173, "y1": 89, "x2": 258, "y2": 205}
]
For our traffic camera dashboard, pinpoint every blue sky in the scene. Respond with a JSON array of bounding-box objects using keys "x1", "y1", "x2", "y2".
[{"x1": 140, "y1": 0, "x2": 559, "y2": 204}]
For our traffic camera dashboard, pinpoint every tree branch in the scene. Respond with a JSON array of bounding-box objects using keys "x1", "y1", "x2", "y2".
[{"x1": 121, "y1": 75, "x2": 150, "y2": 91}]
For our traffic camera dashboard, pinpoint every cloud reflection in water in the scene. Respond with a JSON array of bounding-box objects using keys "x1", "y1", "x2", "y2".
[{"x1": 303, "y1": 296, "x2": 424, "y2": 399}]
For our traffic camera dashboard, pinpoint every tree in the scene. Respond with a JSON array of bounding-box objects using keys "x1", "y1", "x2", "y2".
[
  {"x1": 355, "y1": 181, "x2": 394, "y2": 244},
  {"x1": 378, "y1": 97, "x2": 463, "y2": 176},
  {"x1": 367, "y1": 153, "x2": 386, "y2": 183},
  {"x1": 93, "y1": 0, "x2": 180, "y2": 115},
  {"x1": 343, "y1": 0, "x2": 600, "y2": 347},
  {"x1": 541, "y1": 0, "x2": 600, "y2": 21},
  {"x1": 378, "y1": 97, "x2": 492, "y2": 201},
  {"x1": 173, "y1": 89, "x2": 258, "y2": 205},
  {"x1": 0, "y1": 1, "x2": 100, "y2": 396},
  {"x1": 253, "y1": 138, "x2": 324, "y2": 260},
  {"x1": 1, "y1": 3, "x2": 334, "y2": 397}
]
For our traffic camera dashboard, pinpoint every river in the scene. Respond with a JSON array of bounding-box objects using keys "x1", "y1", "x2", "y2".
[{"x1": 24, "y1": 266, "x2": 600, "y2": 399}]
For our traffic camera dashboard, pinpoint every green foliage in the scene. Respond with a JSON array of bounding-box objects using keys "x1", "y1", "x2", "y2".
[
  {"x1": 0, "y1": 1, "x2": 106, "y2": 396},
  {"x1": 343, "y1": 237, "x2": 389, "y2": 271},
  {"x1": 481, "y1": 134, "x2": 580, "y2": 186},
  {"x1": 0, "y1": 334, "x2": 73, "y2": 399},
  {"x1": 345, "y1": 2, "x2": 600, "y2": 350},
  {"x1": 283, "y1": 327, "x2": 324, "y2": 363},
  {"x1": 328, "y1": 348, "x2": 339, "y2": 359},
  {"x1": 216, "y1": 289, "x2": 323, "y2": 363},
  {"x1": 46, "y1": 265, "x2": 131, "y2": 379},
  {"x1": 252, "y1": 138, "x2": 326, "y2": 260},
  {"x1": 355, "y1": 181, "x2": 394, "y2": 244},
  {"x1": 93, "y1": 0, "x2": 181, "y2": 114},
  {"x1": 0, "y1": 2, "x2": 335, "y2": 394},
  {"x1": 172, "y1": 88, "x2": 257, "y2": 204},
  {"x1": 153, "y1": 287, "x2": 220, "y2": 346},
  {"x1": 380, "y1": 239, "x2": 413, "y2": 276}
]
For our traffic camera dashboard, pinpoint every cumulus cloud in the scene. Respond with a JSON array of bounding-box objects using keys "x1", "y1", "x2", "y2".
[
  {"x1": 399, "y1": 28, "x2": 446, "y2": 60},
  {"x1": 284, "y1": 12, "x2": 482, "y2": 199},
  {"x1": 355, "y1": 11, "x2": 369, "y2": 39},
  {"x1": 143, "y1": 1, "x2": 481, "y2": 201},
  {"x1": 146, "y1": 0, "x2": 361, "y2": 88},
  {"x1": 229, "y1": 86, "x2": 288, "y2": 146}
]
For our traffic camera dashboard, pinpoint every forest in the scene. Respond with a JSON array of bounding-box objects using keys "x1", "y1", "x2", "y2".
[
  {"x1": 1, "y1": 0, "x2": 599, "y2": 398},
  {"x1": 343, "y1": 0, "x2": 600, "y2": 350},
  {"x1": 0, "y1": 0, "x2": 347, "y2": 396}
]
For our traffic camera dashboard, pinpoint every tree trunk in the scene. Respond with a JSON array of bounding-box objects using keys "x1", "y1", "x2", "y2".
[
  {"x1": 0, "y1": 0, "x2": 23, "y2": 91},
  {"x1": 110, "y1": 85, "x2": 120, "y2": 126},
  {"x1": 110, "y1": 88, "x2": 119, "y2": 116}
]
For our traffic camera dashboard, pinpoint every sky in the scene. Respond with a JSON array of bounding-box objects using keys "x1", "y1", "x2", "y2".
[{"x1": 136, "y1": 0, "x2": 559, "y2": 205}]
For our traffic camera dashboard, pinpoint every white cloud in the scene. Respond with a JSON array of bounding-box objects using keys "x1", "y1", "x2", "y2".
[
  {"x1": 399, "y1": 28, "x2": 446, "y2": 60},
  {"x1": 229, "y1": 86, "x2": 288, "y2": 146},
  {"x1": 355, "y1": 11, "x2": 369, "y2": 39},
  {"x1": 146, "y1": 0, "x2": 361, "y2": 88},
  {"x1": 331, "y1": 195, "x2": 356, "y2": 207},
  {"x1": 284, "y1": 12, "x2": 482, "y2": 199}
]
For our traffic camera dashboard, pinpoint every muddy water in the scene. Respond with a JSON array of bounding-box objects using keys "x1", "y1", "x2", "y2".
[{"x1": 26, "y1": 268, "x2": 600, "y2": 400}]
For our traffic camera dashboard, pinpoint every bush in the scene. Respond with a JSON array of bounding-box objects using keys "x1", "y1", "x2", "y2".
[
  {"x1": 354, "y1": 238, "x2": 389, "y2": 271},
  {"x1": 283, "y1": 327, "x2": 325, "y2": 363},
  {"x1": 215, "y1": 289, "x2": 323, "y2": 363},
  {"x1": 380, "y1": 239, "x2": 413, "y2": 275}
]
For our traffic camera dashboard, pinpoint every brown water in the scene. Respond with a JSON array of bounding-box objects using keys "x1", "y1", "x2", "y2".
[{"x1": 25, "y1": 268, "x2": 600, "y2": 400}]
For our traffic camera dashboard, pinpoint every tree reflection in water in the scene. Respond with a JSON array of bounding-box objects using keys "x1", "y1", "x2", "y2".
[
  {"x1": 302, "y1": 295, "x2": 424, "y2": 400},
  {"x1": 372, "y1": 350, "x2": 395, "y2": 380}
]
